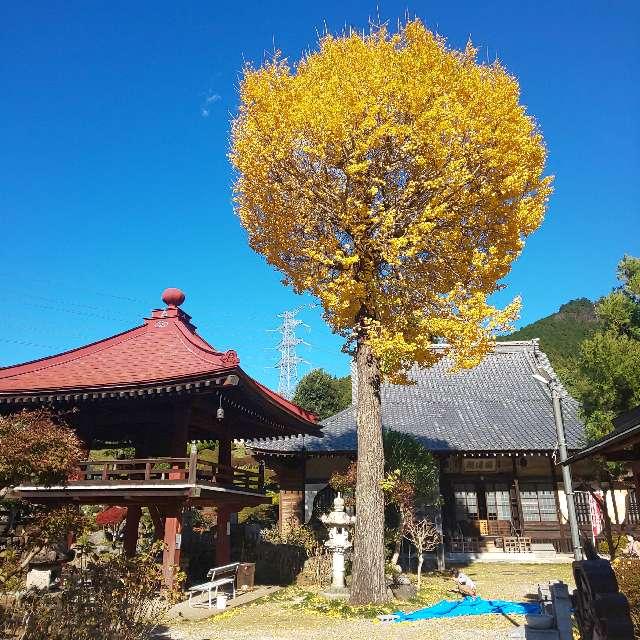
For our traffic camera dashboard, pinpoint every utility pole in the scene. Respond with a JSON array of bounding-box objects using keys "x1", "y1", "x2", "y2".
[
  {"x1": 533, "y1": 367, "x2": 583, "y2": 561},
  {"x1": 270, "y1": 306, "x2": 311, "y2": 399}
]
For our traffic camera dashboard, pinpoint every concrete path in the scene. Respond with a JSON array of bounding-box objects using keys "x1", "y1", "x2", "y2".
[{"x1": 165, "y1": 585, "x2": 282, "y2": 622}]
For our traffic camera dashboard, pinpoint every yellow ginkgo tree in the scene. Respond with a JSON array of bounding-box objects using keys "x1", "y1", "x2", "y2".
[{"x1": 231, "y1": 20, "x2": 552, "y2": 604}]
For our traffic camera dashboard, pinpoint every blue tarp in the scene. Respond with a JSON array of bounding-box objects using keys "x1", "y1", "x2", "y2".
[{"x1": 393, "y1": 596, "x2": 540, "y2": 622}]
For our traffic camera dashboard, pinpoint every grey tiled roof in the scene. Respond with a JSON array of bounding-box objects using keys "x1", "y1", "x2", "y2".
[{"x1": 250, "y1": 341, "x2": 585, "y2": 455}]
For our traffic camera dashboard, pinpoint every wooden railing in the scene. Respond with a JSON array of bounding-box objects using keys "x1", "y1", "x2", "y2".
[
  {"x1": 76, "y1": 452, "x2": 265, "y2": 493},
  {"x1": 78, "y1": 458, "x2": 190, "y2": 482},
  {"x1": 189, "y1": 459, "x2": 264, "y2": 492}
]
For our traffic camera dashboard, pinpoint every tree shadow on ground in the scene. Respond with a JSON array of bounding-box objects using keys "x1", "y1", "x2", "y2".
[{"x1": 500, "y1": 612, "x2": 522, "y2": 627}]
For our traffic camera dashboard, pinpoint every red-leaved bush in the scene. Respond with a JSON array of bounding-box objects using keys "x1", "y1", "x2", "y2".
[{"x1": 0, "y1": 409, "x2": 84, "y2": 493}]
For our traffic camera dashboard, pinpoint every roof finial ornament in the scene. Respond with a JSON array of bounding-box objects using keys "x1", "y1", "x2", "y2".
[{"x1": 162, "y1": 287, "x2": 186, "y2": 308}]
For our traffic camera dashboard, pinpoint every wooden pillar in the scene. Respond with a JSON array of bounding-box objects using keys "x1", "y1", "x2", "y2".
[
  {"x1": 169, "y1": 401, "x2": 191, "y2": 480},
  {"x1": 273, "y1": 458, "x2": 305, "y2": 534},
  {"x1": 123, "y1": 505, "x2": 142, "y2": 557},
  {"x1": 435, "y1": 457, "x2": 446, "y2": 571},
  {"x1": 215, "y1": 505, "x2": 233, "y2": 565},
  {"x1": 218, "y1": 438, "x2": 232, "y2": 466},
  {"x1": 162, "y1": 507, "x2": 183, "y2": 589},
  {"x1": 439, "y1": 459, "x2": 455, "y2": 535},
  {"x1": 511, "y1": 457, "x2": 524, "y2": 535},
  {"x1": 217, "y1": 437, "x2": 233, "y2": 484}
]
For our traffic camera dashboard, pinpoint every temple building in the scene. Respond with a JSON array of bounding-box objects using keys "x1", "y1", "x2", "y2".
[
  {"x1": 252, "y1": 341, "x2": 640, "y2": 557},
  {"x1": 0, "y1": 288, "x2": 320, "y2": 585}
]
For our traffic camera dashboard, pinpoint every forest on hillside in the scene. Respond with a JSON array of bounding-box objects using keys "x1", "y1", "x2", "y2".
[{"x1": 497, "y1": 297, "x2": 599, "y2": 385}]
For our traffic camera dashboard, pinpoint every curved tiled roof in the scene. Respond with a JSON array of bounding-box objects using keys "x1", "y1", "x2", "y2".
[
  {"x1": 0, "y1": 306, "x2": 239, "y2": 392},
  {"x1": 0, "y1": 292, "x2": 317, "y2": 428},
  {"x1": 251, "y1": 341, "x2": 585, "y2": 454}
]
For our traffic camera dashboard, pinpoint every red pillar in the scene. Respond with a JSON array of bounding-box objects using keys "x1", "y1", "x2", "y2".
[
  {"x1": 123, "y1": 505, "x2": 142, "y2": 557},
  {"x1": 162, "y1": 507, "x2": 183, "y2": 588},
  {"x1": 215, "y1": 505, "x2": 232, "y2": 565}
]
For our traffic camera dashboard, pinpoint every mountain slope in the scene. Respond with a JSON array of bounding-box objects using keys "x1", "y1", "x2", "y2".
[{"x1": 497, "y1": 298, "x2": 598, "y2": 368}]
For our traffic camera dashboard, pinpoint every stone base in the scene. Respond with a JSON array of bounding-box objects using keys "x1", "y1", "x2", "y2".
[{"x1": 391, "y1": 583, "x2": 417, "y2": 600}]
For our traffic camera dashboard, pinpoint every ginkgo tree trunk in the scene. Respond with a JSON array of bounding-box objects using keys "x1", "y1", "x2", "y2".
[
  {"x1": 352, "y1": 330, "x2": 387, "y2": 601},
  {"x1": 230, "y1": 20, "x2": 552, "y2": 604}
]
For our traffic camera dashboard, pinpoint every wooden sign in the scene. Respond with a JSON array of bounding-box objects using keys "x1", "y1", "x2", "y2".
[{"x1": 462, "y1": 458, "x2": 497, "y2": 473}]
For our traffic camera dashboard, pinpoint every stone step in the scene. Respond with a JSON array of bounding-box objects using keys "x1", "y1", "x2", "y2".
[
  {"x1": 444, "y1": 551, "x2": 571, "y2": 563},
  {"x1": 531, "y1": 543, "x2": 558, "y2": 559},
  {"x1": 509, "y1": 628, "x2": 560, "y2": 640}
]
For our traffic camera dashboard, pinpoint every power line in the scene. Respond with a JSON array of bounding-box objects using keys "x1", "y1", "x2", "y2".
[
  {"x1": 8, "y1": 299, "x2": 132, "y2": 323},
  {"x1": 0, "y1": 273, "x2": 146, "y2": 304},
  {"x1": 269, "y1": 305, "x2": 314, "y2": 399},
  {"x1": 0, "y1": 338, "x2": 55, "y2": 350},
  {"x1": 3, "y1": 317, "x2": 98, "y2": 341},
  {"x1": 7, "y1": 289, "x2": 133, "y2": 318}
]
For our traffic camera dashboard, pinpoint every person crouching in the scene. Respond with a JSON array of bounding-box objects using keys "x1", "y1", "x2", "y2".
[{"x1": 451, "y1": 568, "x2": 477, "y2": 597}]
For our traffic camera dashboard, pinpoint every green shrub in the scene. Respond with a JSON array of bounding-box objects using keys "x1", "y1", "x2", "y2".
[
  {"x1": 4, "y1": 541, "x2": 176, "y2": 640},
  {"x1": 245, "y1": 541, "x2": 307, "y2": 585},
  {"x1": 244, "y1": 521, "x2": 330, "y2": 586},
  {"x1": 596, "y1": 534, "x2": 626, "y2": 556}
]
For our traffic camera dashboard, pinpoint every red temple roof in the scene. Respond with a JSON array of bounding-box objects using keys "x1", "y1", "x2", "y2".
[{"x1": 0, "y1": 288, "x2": 317, "y2": 426}]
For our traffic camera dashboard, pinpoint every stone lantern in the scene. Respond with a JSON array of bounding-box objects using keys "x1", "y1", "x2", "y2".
[{"x1": 320, "y1": 492, "x2": 356, "y2": 596}]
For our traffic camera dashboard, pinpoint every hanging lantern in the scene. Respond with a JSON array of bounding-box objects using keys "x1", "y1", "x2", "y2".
[{"x1": 217, "y1": 394, "x2": 224, "y2": 421}]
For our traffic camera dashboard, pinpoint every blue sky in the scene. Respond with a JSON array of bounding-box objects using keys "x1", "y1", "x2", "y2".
[{"x1": 1, "y1": 1, "x2": 638, "y2": 390}]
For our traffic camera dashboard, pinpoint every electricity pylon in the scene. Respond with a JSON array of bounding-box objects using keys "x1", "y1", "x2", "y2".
[{"x1": 270, "y1": 305, "x2": 313, "y2": 399}]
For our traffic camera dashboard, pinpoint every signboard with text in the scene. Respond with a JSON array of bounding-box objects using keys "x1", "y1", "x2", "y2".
[{"x1": 462, "y1": 458, "x2": 497, "y2": 473}]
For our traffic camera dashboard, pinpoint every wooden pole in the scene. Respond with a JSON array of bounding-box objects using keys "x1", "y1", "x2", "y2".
[
  {"x1": 511, "y1": 458, "x2": 524, "y2": 535},
  {"x1": 435, "y1": 458, "x2": 446, "y2": 571},
  {"x1": 188, "y1": 442, "x2": 198, "y2": 484},
  {"x1": 123, "y1": 505, "x2": 142, "y2": 557},
  {"x1": 162, "y1": 506, "x2": 183, "y2": 589},
  {"x1": 273, "y1": 461, "x2": 305, "y2": 535},
  {"x1": 169, "y1": 401, "x2": 191, "y2": 480},
  {"x1": 217, "y1": 437, "x2": 233, "y2": 484},
  {"x1": 215, "y1": 506, "x2": 232, "y2": 565}
]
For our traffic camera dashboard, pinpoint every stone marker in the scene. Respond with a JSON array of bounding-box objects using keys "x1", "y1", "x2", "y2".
[{"x1": 26, "y1": 568, "x2": 53, "y2": 590}]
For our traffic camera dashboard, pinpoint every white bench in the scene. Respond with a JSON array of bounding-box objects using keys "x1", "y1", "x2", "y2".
[{"x1": 187, "y1": 562, "x2": 240, "y2": 609}]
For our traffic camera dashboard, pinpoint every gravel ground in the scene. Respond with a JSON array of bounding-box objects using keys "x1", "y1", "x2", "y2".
[
  {"x1": 160, "y1": 606, "x2": 520, "y2": 640},
  {"x1": 159, "y1": 563, "x2": 575, "y2": 640}
]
